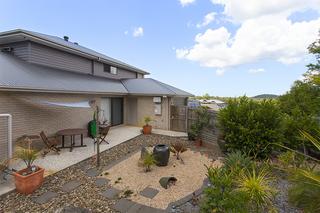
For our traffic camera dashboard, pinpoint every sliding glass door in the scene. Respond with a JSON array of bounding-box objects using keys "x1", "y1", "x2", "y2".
[{"x1": 100, "y1": 97, "x2": 123, "y2": 126}]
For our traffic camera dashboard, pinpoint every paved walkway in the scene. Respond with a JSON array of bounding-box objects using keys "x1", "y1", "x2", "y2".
[{"x1": 0, "y1": 126, "x2": 186, "y2": 196}]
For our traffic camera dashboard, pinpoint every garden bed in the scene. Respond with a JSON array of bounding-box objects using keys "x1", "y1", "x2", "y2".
[{"x1": 0, "y1": 134, "x2": 222, "y2": 212}]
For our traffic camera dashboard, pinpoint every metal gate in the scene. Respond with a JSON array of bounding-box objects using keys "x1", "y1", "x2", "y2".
[{"x1": 170, "y1": 106, "x2": 187, "y2": 132}]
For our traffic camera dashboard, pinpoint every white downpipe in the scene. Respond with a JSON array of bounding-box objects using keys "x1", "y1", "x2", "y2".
[{"x1": 0, "y1": 114, "x2": 12, "y2": 158}]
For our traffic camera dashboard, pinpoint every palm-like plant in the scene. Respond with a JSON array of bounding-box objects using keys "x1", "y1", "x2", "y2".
[
  {"x1": 143, "y1": 152, "x2": 157, "y2": 172},
  {"x1": 236, "y1": 166, "x2": 277, "y2": 212},
  {"x1": 170, "y1": 142, "x2": 187, "y2": 160},
  {"x1": 144, "y1": 116, "x2": 152, "y2": 126},
  {"x1": 286, "y1": 130, "x2": 320, "y2": 212},
  {"x1": 15, "y1": 138, "x2": 38, "y2": 168},
  {"x1": 224, "y1": 151, "x2": 253, "y2": 176}
]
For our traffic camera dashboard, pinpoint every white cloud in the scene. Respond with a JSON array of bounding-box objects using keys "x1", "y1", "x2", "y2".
[
  {"x1": 179, "y1": 0, "x2": 196, "y2": 7},
  {"x1": 176, "y1": 1, "x2": 320, "y2": 69},
  {"x1": 124, "y1": 30, "x2": 128, "y2": 35},
  {"x1": 210, "y1": 0, "x2": 320, "y2": 22},
  {"x1": 216, "y1": 69, "x2": 225, "y2": 76},
  {"x1": 248, "y1": 68, "x2": 265, "y2": 74},
  {"x1": 196, "y1": 12, "x2": 216, "y2": 28},
  {"x1": 133, "y1": 27, "x2": 144, "y2": 37}
]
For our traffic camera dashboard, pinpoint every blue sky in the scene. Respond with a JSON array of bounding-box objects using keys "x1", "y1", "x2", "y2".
[{"x1": 1, "y1": 0, "x2": 319, "y2": 97}]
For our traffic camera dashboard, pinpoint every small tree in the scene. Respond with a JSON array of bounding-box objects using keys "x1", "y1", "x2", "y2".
[{"x1": 143, "y1": 152, "x2": 157, "y2": 172}]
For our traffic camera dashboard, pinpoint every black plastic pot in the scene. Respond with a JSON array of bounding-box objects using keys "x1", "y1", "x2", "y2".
[{"x1": 153, "y1": 144, "x2": 170, "y2": 166}]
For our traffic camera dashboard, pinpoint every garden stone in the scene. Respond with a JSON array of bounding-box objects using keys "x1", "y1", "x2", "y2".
[
  {"x1": 95, "y1": 178, "x2": 109, "y2": 187},
  {"x1": 138, "y1": 205, "x2": 165, "y2": 213},
  {"x1": 159, "y1": 177, "x2": 177, "y2": 189},
  {"x1": 61, "y1": 180, "x2": 82, "y2": 192},
  {"x1": 101, "y1": 187, "x2": 121, "y2": 199},
  {"x1": 86, "y1": 168, "x2": 100, "y2": 177},
  {"x1": 56, "y1": 205, "x2": 91, "y2": 213},
  {"x1": 33, "y1": 191, "x2": 58, "y2": 204},
  {"x1": 139, "y1": 187, "x2": 159, "y2": 199},
  {"x1": 113, "y1": 198, "x2": 135, "y2": 213}
]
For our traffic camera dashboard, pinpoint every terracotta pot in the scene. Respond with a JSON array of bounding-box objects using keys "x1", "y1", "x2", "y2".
[
  {"x1": 143, "y1": 125, "x2": 152, "y2": 134},
  {"x1": 14, "y1": 166, "x2": 44, "y2": 194},
  {"x1": 195, "y1": 138, "x2": 203, "y2": 147}
]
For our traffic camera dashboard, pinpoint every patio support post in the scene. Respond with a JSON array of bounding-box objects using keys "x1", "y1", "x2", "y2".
[{"x1": 95, "y1": 106, "x2": 100, "y2": 167}]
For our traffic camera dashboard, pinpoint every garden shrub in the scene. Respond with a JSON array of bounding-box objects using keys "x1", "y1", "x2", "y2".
[
  {"x1": 201, "y1": 152, "x2": 277, "y2": 213},
  {"x1": 218, "y1": 96, "x2": 284, "y2": 158}
]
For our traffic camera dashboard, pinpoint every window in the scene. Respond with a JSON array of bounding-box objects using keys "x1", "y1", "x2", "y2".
[
  {"x1": 110, "y1": 66, "x2": 117, "y2": 75},
  {"x1": 103, "y1": 64, "x2": 118, "y2": 75}
]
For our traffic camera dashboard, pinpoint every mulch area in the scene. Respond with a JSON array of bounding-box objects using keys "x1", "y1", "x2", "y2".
[{"x1": 0, "y1": 134, "x2": 221, "y2": 213}]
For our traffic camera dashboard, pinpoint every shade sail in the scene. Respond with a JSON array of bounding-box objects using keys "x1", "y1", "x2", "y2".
[{"x1": 39, "y1": 100, "x2": 91, "y2": 108}]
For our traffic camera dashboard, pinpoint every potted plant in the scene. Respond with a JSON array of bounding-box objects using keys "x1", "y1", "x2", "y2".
[
  {"x1": 13, "y1": 137, "x2": 44, "y2": 194},
  {"x1": 188, "y1": 107, "x2": 210, "y2": 147},
  {"x1": 143, "y1": 116, "x2": 153, "y2": 134}
]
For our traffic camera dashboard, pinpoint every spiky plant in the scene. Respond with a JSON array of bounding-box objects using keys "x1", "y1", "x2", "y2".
[
  {"x1": 224, "y1": 151, "x2": 253, "y2": 176},
  {"x1": 15, "y1": 138, "x2": 38, "y2": 168},
  {"x1": 286, "y1": 130, "x2": 320, "y2": 212},
  {"x1": 144, "y1": 116, "x2": 152, "y2": 126},
  {"x1": 236, "y1": 166, "x2": 277, "y2": 212},
  {"x1": 170, "y1": 142, "x2": 187, "y2": 160},
  {"x1": 143, "y1": 152, "x2": 157, "y2": 172}
]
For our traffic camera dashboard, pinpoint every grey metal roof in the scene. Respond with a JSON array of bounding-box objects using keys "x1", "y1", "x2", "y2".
[
  {"x1": 0, "y1": 52, "x2": 193, "y2": 97},
  {"x1": 0, "y1": 52, "x2": 127, "y2": 94},
  {"x1": 121, "y1": 78, "x2": 193, "y2": 97},
  {"x1": 0, "y1": 29, "x2": 149, "y2": 75}
]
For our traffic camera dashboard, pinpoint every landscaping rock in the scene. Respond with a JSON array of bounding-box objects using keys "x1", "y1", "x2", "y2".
[
  {"x1": 159, "y1": 177, "x2": 177, "y2": 189},
  {"x1": 112, "y1": 198, "x2": 135, "y2": 213},
  {"x1": 55, "y1": 205, "x2": 91, "y2": 213}
]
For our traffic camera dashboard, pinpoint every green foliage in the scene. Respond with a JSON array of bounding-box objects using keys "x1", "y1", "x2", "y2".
[
  {"x1": 218, "y1": 96, "x2": 284, "y2": 158},
  {"x1": 142, "y1": 152, "x2": 157, "y2": 172},
  {"x1": 201, "y1": 152, "x2": 277, "y2": 213},
  {"x1": 224, "y1": 151, "x2": 253, "y2": 176},
  {"x1": 236, "y1": 167, "x2": 277, "y2": 212},
  {"x1": 188, "y1": 107, "x2": 210, "y2": 140},
  {"x1": 306, "y1": 32, "x2": 320, "y2": 86},
  {"x1": 144, "y1": 116, "x2": 152, "y2": 126},
  {"x1": 15, "y1": 138, "x2": 38, "y2": 168},
  {"x1": 276, "y1": 130, "x2": 320, "y2": 212},
  {"x1": 278, "y1": 81, "x2": 320, "y2": 151}
]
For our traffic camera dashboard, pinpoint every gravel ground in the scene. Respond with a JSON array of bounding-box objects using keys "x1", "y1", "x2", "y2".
[{"x1": 0, "y1": 134, "x2": 222, "y2": 213}]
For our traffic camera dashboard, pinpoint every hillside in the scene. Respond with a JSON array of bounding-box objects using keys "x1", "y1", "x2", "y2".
[{"x1": 252, "y1": 94, "x2": 278, "y2": 99}]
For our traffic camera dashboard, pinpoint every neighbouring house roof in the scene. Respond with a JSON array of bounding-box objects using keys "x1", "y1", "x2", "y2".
[
  {"x1": 121, "y1": 78, "x2": 193, "y2": 97},
  {"x1": 0, "y1": 29, "x2": 149, "y2": 75},
  {"x1": 0, "y1": 52, "x2": 193, "y2": 97}
]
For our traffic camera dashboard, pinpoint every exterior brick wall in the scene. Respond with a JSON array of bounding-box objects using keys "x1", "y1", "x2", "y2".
[{"x1": 136, "y1": 96, "x2": 170, "y2": 130}]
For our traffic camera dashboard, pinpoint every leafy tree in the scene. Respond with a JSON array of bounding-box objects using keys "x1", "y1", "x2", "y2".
[{"x1": 306, "y1": 32, "x2": 320, "y2": 86}]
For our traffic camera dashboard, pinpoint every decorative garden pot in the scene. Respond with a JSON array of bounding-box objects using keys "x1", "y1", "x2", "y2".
[
  {"x1": 143, "y1": 125, "x2": 152, "y2": 134},
  {"x1": 153, "y1": 144, "x2": 170, "y2": 166},
  {"x1": 14, "y1": 166, "x2": 44, "y2": 194}
]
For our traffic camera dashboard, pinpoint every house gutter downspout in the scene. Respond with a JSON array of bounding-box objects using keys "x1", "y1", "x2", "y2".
[{"x1": 0, "y1": 114, "x2": 12, "y2": 158}]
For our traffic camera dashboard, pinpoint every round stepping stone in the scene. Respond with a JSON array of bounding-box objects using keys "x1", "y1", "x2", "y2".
[
  {"x1": 86, "y1": 168, "x2": 100, "y2": 177},
  {"x1": 95, "y1": 178, "x2": 109, "y2": 187}
]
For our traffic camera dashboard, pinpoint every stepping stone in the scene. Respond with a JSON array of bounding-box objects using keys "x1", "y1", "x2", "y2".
[
  {"x1": 33, "y1": 191, "x2": 58, "y2": 204},
  {"x1": 95, "y1": 178, "x2": 109, "y2": 187},
  {"x1": 139, "y1": 187, "x2": 159, "y2": 199},
  {"x1": 61, "y1": 180, "x2": 82, "y2": 192},
  {"x1": 126, "y1": 203, "x2": 144, "y2": 213},
  {"x1": 101, "y1": 187, "x2": 121, "y2": 199},
  {"x1": 113, "y1": 199, "x2": 135, "y2": 213},
  {"x1": 86, "y1": 168, "x2": 100, "y2": 177},
  {"x1": 138, "y1": 205, "x2": 165, "y2": 213},
  {"x1": 56, "y1": 206, "x2": 91, "y2": 213}
]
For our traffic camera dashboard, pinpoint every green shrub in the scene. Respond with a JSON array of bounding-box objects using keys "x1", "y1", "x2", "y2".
[
  {"x1": 188, "y1": 106, "x2": 210, "y2": 140},
  {"x1": 218, "y1": 96, "x2": 284, "y2": 159},
  {"x1": 142, "y1": 152, "x2": 157, "y2": 172},
  {"x1": 202, "y1": 153, "x2": 277, "y2": 213}
]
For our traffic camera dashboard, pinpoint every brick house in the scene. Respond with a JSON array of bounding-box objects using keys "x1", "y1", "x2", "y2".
[{"x1": 0, "y1": 29, "x2": 192, "y2": 160}]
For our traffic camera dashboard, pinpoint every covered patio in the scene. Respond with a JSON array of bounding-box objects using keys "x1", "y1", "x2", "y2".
[{"x1": 0, "y1": 125, "x2": 187, "y2": 196}]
